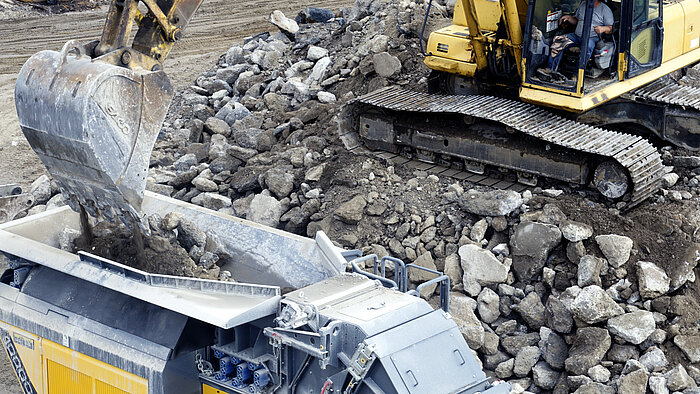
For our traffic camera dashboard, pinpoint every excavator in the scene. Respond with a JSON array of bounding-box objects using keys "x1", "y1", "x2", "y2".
[{"x1": 340, "y1": 0, "x2": 700, "y2": 207}]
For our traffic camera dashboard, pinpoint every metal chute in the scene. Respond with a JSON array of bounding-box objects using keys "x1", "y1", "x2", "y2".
[{"x1": 14, "y1": 40, "x2": 173, "y2": 232}]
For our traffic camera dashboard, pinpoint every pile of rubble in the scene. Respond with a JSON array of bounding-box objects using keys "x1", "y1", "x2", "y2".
[
  {"x1": 54, "y1": 211, "x2": 233, "y2": 281},
  {"x1": 18, "y1": 0, "x2": 700, "y2": 392}
]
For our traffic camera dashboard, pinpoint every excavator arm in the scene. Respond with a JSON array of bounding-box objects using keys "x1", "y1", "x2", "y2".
[
  {"x1": 95, "y1": 0, "x2": 203, "y2": 70},
  {"x1": 14, "y1": 0, "x2": 204, "y2": 233}
]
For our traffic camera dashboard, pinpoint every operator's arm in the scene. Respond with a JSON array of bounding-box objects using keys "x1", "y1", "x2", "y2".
[
  {"x1": 560, "y1": 3, "x2": 584, "y2": 26},
  {"x1": 593, "y1": 25, "x2": 612, "y2": 34},
  {"x1": 593, "y1": 5, "x2": 614, "y2": 35}
]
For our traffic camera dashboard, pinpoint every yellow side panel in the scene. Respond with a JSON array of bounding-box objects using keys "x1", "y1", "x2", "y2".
[
  {"x1": 453, "y1": 0, "x2": 502, "y2": 31},
  {"x1": 47, "y1": 360, "x2": 92, "y2": 394},
  {"x1": 680, "y1": 0, "x2": 700, "y2": 53},
  {"x1": 202, "y1": 384, "x2": 229, "y2": 394},
  {"x1": 95, "y1": 380, "x2": 131, "y2": 394},
  {"x1": 472, "y1": 0, "x2": 502, "y2": 31},
  {"x1": 2, "y1": 324, "x2": 44, "y2": 390},
  {"x1": 453, "y1": 0, "x2": 468, "y2": 26},
  {"x1": 42, "y1": 339, "x2": 148, "y2": 394},
  {"x1": 662, "y1": 3, "x2": 685, "y2": 61}
]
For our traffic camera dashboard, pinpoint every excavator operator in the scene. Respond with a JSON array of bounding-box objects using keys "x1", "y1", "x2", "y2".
[{"x1": 538, "y1": 0, "x2": 613, "y2": 81}]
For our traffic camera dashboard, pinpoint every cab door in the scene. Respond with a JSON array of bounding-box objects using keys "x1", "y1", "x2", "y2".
[{"x1": 620, "y1": 0, "x2": 663, "y2": 77}]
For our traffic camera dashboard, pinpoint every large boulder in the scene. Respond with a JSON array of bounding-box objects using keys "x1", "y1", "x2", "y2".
[
  {"x1": 264, "y1": 167, "x2": 295, "y2": 199},
  {"x1": 546, "y1": 296, "x2": 574, "y2": 334},
  {"x1": 191, "y1": 192, "x2": 232, "y2": 211},
  {"x1": 674, "y1": 335, "x2": 700, "y2": 363},
  {"x1": 476, "y1": 287, "x2": 500, "y2": 323},
  {"x1": 512, "y1": 291, "x2": 546, "y2": 329},
  {"x1": 665, "y1": 364, "x2": 696, "y2": 392},
  {"x1": 569, "y1": 285, "x2": 624, "y2": 324},
  {"x1": 636, "y1": 261, "x2": 670, "y2": 299},
  {"x1": 247, "y1": 193, "x2": 282, "y2": 228},
  {"x1": 595, "y1": 234, "x2": 633, "y2": 268},
  {"x1": 606, "y1": 311, "x2": 656, "y2": 345},
  {"x1": 560, "y1": 220, "x2": 593, "y2": 242},
  {"x1": 532, "y1": 361, "x2": 559, "y2": 390},
  {"x1": 334, "y1": 195, "x2": 367, "y2": 225},
  {"x1": 513, "y1": 346, "x2": 541, "y2": 377},
  {"x1": 577, "y1": 255, "x2": 603, "y2": 287},
  {"x1": 458, "y1": 189, "x2": 523, "y2": 216},
  {"x1": 30, "y1": 175, "x2": 52, "y2": 204},
  {"x1": 618, "y1": 360, "x2": 649, "y2": 394},
  {"x1": 510, "y1": 221, "x2": 562, "y2": 281},
  {"x1": 541, "y1": 331, "x2": 568, "y2": 370},
  {"x1": 270, "y1": 10, "x2": 299, "y2": 34},
  {"x1": 450, "y1": 292, "x2": 484, "y2": 350},
  {"x1": 372, "y1": 52, "x2": 401, "y2": 77},
  {"x1": 459, "y1": 244, "x2": 511, "y2": 296},
  {"x1": 565, "y1": 327, "x2": 611, "y2": 375}
]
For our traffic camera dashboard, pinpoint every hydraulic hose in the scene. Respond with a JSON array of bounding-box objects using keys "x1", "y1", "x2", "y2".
[{"x1": 419, "y1": 0, "x2": 434, "y2": 56}]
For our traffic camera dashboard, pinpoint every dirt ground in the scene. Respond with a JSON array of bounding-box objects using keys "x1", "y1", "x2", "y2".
[{"x1": 0, "y1": 0, "x2": 349, "y2": 390}]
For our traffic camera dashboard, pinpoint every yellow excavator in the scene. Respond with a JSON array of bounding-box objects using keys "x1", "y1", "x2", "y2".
[{"x1": 341, "y1": 0, "x2": 700, "y2": 207}]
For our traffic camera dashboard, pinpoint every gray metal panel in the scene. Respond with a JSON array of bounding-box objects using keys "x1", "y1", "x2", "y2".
[
  {"x1": 285, "y1": 274, "x2": 433, "y2": 337},
  {"x1": 22, "y1": 265, "x2": 189, "y2": 350},
  {"x1": 141, "y1": 192, "x2": 345, "y2": 287},
  {"x1": 366, "y1": 310, "x2": 490, "y2": 394}
]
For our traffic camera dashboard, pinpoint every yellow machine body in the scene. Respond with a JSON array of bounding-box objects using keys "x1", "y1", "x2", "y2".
[
  {"x1": 0, "y1": 322, "x2": 148, "y2": 394},
  {"x1": 424, "y1": 0, "x2": 700, "y2": 112}
]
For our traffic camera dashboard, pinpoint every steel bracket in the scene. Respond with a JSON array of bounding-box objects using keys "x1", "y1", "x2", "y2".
[{"x1": 0, "y1": 185, "x2": 34, "y2": 224}]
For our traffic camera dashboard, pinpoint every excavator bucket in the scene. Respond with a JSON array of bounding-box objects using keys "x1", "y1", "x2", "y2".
[{"x1": 14, "y1": 41, "x2": 173, "y2": 232}]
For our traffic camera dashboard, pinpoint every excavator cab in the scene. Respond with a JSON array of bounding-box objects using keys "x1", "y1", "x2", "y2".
[
  {"x1": 521, "y1": 0, "x2": 663, "y2": 95},
  {"x1": 14, "y1": 0, "x2": 204, "y2": 233}
]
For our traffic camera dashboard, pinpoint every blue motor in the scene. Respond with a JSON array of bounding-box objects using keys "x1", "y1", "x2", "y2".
[
  {"x1": 237, "y1": 362, "x2": 252, "y2": 381},
  {"x1": 219, "y1": 357, "x2": 236, "y2": 375},
  {"x1": 230, "y1": 376, "x2": 246, "y2": 388},
  {"x1": 253, "y1": 369, "x2": 270, "y2": 388}
]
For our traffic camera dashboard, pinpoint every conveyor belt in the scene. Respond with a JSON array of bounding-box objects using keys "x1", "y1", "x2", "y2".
[{"x1": 339, "y1": 86, "x2": 669, "y2": 207}]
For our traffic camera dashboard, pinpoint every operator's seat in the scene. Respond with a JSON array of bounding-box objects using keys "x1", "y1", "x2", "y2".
[{"x1": 560, "y1": 1, "x2": 618, "y2": 76}]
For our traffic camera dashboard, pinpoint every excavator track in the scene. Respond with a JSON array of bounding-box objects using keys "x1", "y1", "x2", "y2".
[
  {"x1": 630, "y1": 78, "x2": 700, "y2": 111},
  {"x1": 339, "y1": 86, "x2": 670, "y2": 208}
]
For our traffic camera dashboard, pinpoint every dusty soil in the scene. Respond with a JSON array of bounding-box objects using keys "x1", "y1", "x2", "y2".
[
  {"x1": 0, "y1": 0, "x2": 350, "y2": 390},
  {"x1": 73, "y1": 221, "x2": 198, "y2": 277}
]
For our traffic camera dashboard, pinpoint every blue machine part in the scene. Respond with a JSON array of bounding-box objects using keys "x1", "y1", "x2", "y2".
[
  {"x1": 247, "y1": 362, "x2": 261, "y2": 371},
  {"x1": 213, "y1": 350, "x2": 224, "y2": 359},
  {"x1": 253, "y1": 369, "x2": 270, "y2": 387},
  {"x1": 237, "y1": 362, "x2": 252, "y2": 381},
  {"x1": 230, "y1": 377, "x2": 246, "y2": 388},
  {"x1": 12, "y1": 267, "x2": 30, "y2": 287},
  {"x1": 219, "y1": 356, "x2": 236, "y2": 375}
]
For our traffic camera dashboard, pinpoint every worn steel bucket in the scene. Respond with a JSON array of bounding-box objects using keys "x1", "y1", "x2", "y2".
[{"x1": 14, "y1": 40, "x2": 173, "y2": 232}]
